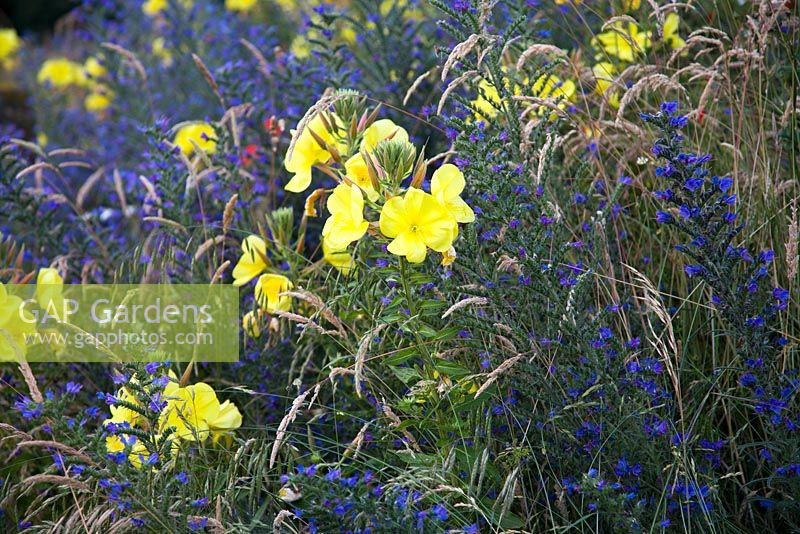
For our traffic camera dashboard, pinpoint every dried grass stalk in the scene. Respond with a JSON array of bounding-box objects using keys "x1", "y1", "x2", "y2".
[
  {"x1": 442, "y1": 297, "x2": 489, "y2": 319},
  {"x1": 474, "y1": 355, "x2": 522, "y2": 398},
  {"x1": 270, "y1": 389, "x2": 311, "y2": 468},
  {"x1": 404, "y1": 67, "x2": 436, "y2": 106},
  {"x1": 354, "y1": 324, "x2": 386, "y2": 398},
  {"x1": 625, "y1": 263, "x2": 684, "y2": 422},
  {"x1": 515, "y1": 44, "x2": 566, "y2": 70},
  {"x1": 101, "y1": 42, "x2": 147, "y2": 81},
  {"x1": 442, "y1": 34, "x2": 481, "y2": 81},
  {"x1": 438, "y1": 70, "x2": 478, "y2": 115}
]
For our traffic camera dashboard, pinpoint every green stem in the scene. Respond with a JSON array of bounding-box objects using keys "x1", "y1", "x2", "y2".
[{"x1": 399, "y1": 258, "x2": 431, "y2": 360}]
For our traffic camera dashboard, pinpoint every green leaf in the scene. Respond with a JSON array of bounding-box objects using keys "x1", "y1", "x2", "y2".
[{"x1": 389, "y1": 365, "x2": 421, "y2": 385}]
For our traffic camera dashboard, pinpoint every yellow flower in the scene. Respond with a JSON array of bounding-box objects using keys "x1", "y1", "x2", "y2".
[
  {"x1": 663, "y1": 13, "x2": 685, "y2": 50},
  {"x1": 0, "y1": 282, "x2": 36, "y2": 359},
  {"x1": 161, "y1": 381, "x2": 220, "y2": 442},
  {"x1": 142, "y1": 0, "x2": 192, "y2": 16},
  {"x1": 592, "y1": 62, "x2": 616, "y2": 95},
  {"x1": 622, "y1": 0, "x2": 640, "y2": 10},
  {"x1": 225, "y1": 0, "x2": 257, "y2": 11},
  {"x1": 472, "y1": 72, "x2": 575, "y2": 121},
  {"x1": 0, "y1": 29, "x2": 21, "y2": 68},
  {"x1": 85, "y1": 91, "x2": 112, "y2": 113},
  {"x1": 379, "y1": 188, "x2": 456, "y2": 263},
  {"x1": 321, "y1": 183, "x2": 369, "y2": 251},
  {"x1": 128, "y1": 438, "x2": 153, "y2": 469},
  {"x1": 592, "y1": 62, "x2": 621, "y2": 108},
  {"x1": 254, "y1": 273, "x2": 293, "y2": 313},
  {"x1": 37, "y1": 58, "x2": 87, "y2": 88},
  {"x1": 83, "y1": 56, "x2": 106, "y2": 80},
  {"x1": 209, "y1": 399, "x2": 242, "y2": 446},
  {"x1": 233, "y1": 235, "x2": 268, "y2": 286},
  {"x1": 152, "y1": 37, "x2": 173, "y2": 66},
  {"x1": 344, "y1": 154, "x2": 379, "y2": 201},
  {"x1": 35, "y1": 267, "x2": 65, "y2": 314},
  {"x1": 284, "y1": 113, "x2": 343, "y2": 193},
  {"x1": 531, "y1": 73, "x2": 576, "y2": 116},
  {"x1": 173, "y1": 123, "x2": 217, "y2": 156},
  {"x1": 143, "y1": 0, "x2": 167, "y2": 15},
  {"x1": 322, "y1": 238, "x2": 355, "y2": 275},
  {"x1": 361, "y1": 119, "x2": 409, "y2": 154},
  {"x1": 37, "y1": 132, "x2": 48, "y2": 147},
  {"x1": 109, "y1": 385, "x2": 144, "y2": 427},
  {"x1": 592, "y1": 21, "x2": 651, "y2": 62},
  {"x1": 431, "y1": 164, "x2": 474, "y2": 226},
  {"x1": 441, "y1": 246, "x2": 456, "y2": 266},
  {"x1": 471, "y1": 77, "x2": 505, "y2": 122},
  {"x1": 290, "y1": 35, "x2": 311, "y2": 59},
  {"x1": 242, "y1": 310, "x2": 263, "y2": 338}
]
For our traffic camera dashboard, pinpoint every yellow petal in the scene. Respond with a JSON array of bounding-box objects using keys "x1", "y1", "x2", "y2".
[
  {"x1": 388, "y1": 231, "x2": 427, "y2": 263},
  {"x1": 209, "y1": 400, "x2": 242, "y2": 431},
  {"x1": 255, "y1": 274, "x2": 293, "y2": 313},
  {"x1": 431, "y1": 164, "x2": 465, "y2": 200},
  {"x1": 284, "y1": 167, "x2": 312, "y2": 193},
  {"x1": 379, "y1": 195, "x2": 409, "y2": 238},
  {"x1": 362, "y1": 119, "x2": 409, "y2": 153},
  {"x1": 232, "y1": 236, "x2": 268, "y2": 286}
]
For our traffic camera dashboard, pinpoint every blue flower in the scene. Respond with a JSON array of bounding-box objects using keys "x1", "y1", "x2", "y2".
[
  {"x1": 660, "y1": 101, "x2": 679, "y2": 115},
  {"x1": 656, "y1": 211, "x2": 673, "y2": 224},
  {"x1": 684, "y1": 265, "x2": 704, "y2": 277}
]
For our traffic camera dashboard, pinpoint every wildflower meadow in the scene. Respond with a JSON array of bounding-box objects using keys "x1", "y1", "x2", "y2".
[{"x1": 0, "y1": 0, "x2": 799, "y2": 532}]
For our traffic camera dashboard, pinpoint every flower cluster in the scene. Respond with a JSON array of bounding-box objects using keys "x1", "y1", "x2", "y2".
[{"x1": 103, "y1": 368, "x2": 242, "y2": 468}]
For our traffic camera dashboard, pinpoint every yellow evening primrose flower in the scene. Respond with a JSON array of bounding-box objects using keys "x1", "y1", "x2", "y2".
[
  {"x1": 209, "y1": 399, "x2": 242, "y2": 446},
  {"x1": 37, "y1": 58, "x2": 87, "y2": 88},
  {"x1": 0, "y1": 282, "x2": 36, "y2": 359},
  {"x1": 143, "y1": 0, "x2": 167, "y2": 15},
  {"x1": 151, "y1": 37, "x2": 173, "y2": 66},
  {"x1": 142, "y1": 0, "x2": 192, "y2": 16},
  {"x1": 622, "y1": 0, "x2": 640, "y2": 11},
  {"x1": 379, "y1": 188, "x2": 456, "y2": 263},
  {"x1": 83, "y1": 57, "x2": 106, "y2": 80},
  {"x1": 431, "y1": 164, "x2": 474, "y2": 228},
  {"x1": 233, "y1": 235, "x2": 268, "y2": 286},
  {"x1": 35, "y1": 267, "x2": 64, "y2": 315},
  {"x1": 173, "y1": 123, "x2": 217, "y2": 156},
  {"x1": 361, "y1": 119, "x2": 409, "y2": 154},
  {"x1": 322, "y1": 238, "x2": 355, "y2": 275},
  {"x1": 128, "y1": 439, "x2": 154, "y2": 469},
  {"x1": 225, "y1": 0, "x2": 257, "y2": 11},
  {"x1": 109, "y1": 385, "x2": 145, "y2": 427},
  {"x1": 242, "y1": 310, "x2": 262, "y2": 338},
  {"x1": 290, "y1": 35, "x2": 311, "y2": 59},
  {"x1": 441, "y1": 246, "x2": 456, "y2": 267},
  {"x1": 470, "y1": 77, "x2": 509, "y2": 122},
  {"x1": 85, "y1": 91, "x2": 112, "y2": 114},
  {"x1": 321, "y1": 183, "x2": 369, "y2": 251},
  {"x1": 592, "y1": 62, "x2": 621, "y2": 108},
  {"x1": 344, "y1": 153, "x2": 379, "y2": 201},
  {"x1": 161, "y1": 381, "x2": 220, "y2": 442},
  {"x1": 531, "y1": 73, "x2": 576, "y2": 116},
  {"x1": 592, "y1": 21, "x2": 651, "y2": 62},
  {"x1": 0, "y1": 29, "x2": 21, "y2": 69},
  {"x1": 254, "y1": 273, "x2": 293, "y2": 313},
  {"x1": 284, "y1": 113, "x2": 343, "y2": 193},
  {"x1": 663, "y1": 13, "x2": 686, "y2": 50}
]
